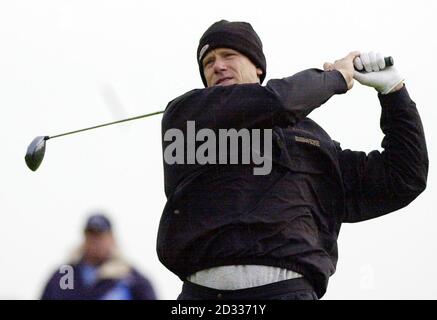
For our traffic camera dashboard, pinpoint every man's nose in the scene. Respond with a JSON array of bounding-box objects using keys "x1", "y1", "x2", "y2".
[{"x1": 213, "y1": 58, "x2": 227, "y2": 72}]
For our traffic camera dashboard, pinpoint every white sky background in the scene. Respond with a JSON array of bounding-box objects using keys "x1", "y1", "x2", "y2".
[{"x1": 0, "y1": 0, "x2": 436, "y2": 299}]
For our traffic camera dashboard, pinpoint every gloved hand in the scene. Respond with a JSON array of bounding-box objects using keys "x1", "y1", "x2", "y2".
[{"x1": 353, "y1": 52, "x2": 404, "y2": 94}]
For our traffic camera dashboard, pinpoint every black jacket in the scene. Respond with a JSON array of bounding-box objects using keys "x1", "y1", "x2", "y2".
[{"x1": 158, "y1": 69, "x2": 428, "y2": 298}]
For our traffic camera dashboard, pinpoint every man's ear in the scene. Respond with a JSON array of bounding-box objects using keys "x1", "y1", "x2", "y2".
[{"x1": 256, "y1": 68, "x2": 263, "y2": 81}]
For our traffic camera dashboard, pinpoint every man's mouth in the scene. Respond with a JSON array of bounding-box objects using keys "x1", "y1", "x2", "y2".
[{"x1": 215, "y1": 77, "x2": 234, "y2": 85}]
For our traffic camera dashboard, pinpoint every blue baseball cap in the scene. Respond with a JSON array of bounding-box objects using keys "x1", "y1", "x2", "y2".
[{"x1": 84, "y1": 213, "x2": 112, "y2": 233}]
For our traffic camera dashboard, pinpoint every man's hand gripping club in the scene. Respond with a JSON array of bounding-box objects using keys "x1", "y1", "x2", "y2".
[{"x1": 324, "y1": 51, "x2": 404, "y2": 94}]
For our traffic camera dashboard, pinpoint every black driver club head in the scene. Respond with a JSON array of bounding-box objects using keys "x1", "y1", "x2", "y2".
[{"x1": 25, "y1": 136, "x2": 49, "y2": 171}]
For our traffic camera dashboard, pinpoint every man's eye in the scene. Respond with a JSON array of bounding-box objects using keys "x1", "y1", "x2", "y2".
[
  {"x1": 225, "y1": 53, "x2": 236, "y2": 58},
  {"x1": 204, "y1": 60, "x2": 213, "y2": 67}
]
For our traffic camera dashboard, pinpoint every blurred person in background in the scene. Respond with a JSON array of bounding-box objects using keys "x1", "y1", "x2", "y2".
[{"x1": 41, "y1": 213, "x2": 157, "y2": 300}]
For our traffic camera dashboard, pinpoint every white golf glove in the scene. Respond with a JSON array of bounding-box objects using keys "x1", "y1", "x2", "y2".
[{"x1": 353, "y1": 52, "x2": 404, "y2": 94}]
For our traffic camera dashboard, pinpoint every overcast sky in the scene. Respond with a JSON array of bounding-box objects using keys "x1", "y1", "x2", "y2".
[{"x1": 1, "y1": 0, "x2": 436, "y2": 299}]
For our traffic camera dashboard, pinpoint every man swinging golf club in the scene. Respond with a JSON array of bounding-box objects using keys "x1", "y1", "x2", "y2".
[{"x1": 158, "y1": 20, "x2": 428, "y2": 300}]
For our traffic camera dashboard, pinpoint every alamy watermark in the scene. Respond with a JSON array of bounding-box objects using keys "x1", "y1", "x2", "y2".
[
  {"x1": 59, "y1": 265, "x2": 74, "y2": 290},
  {"x1": 164, "y1": 121, "x2": 272, "y2": 175}
]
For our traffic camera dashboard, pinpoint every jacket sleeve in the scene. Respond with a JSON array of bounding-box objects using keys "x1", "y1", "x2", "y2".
[
  {"x1": 162, "y1": 68, "x2": 348, "y2": 130},
  {"x1": 338, "y1": 85, "x2": 428, "y2": 223}
]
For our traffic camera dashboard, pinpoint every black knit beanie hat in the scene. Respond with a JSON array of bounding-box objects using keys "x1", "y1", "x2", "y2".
[{"x1": 197, "y1": 20, "x2": 267, "y2": 87}]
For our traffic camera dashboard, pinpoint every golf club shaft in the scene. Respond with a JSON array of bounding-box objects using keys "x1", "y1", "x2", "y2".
[{"x1": 48, "y1": 110, "x2": 164, "y2": 140}]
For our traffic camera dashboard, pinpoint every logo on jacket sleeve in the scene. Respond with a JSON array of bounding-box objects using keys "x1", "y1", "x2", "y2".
[{"x1": 295, "y1": 136, "x2": 320, "y2": 147}]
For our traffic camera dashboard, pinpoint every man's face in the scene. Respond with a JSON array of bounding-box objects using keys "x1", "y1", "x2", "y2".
[
  {"x1": 202, "y1": 48, "x2": 263, "y2": 87},
  {"x1": 83, "y1": 230, "x2": 115, "y2": 265}
]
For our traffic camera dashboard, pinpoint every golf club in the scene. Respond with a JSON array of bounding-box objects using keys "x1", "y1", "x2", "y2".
[
  {"x1": 354, "y1": 56, "x2": 394, "y2": 70},
  {"x1": 25, "y1": 110, "x2": 164, "y2": 171},
  {"x1": 25, "y1": 56, "x2": 394, "y2": 172}
]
